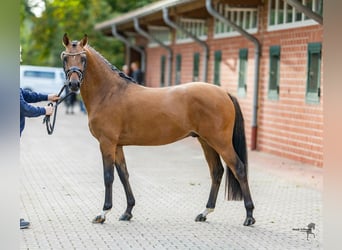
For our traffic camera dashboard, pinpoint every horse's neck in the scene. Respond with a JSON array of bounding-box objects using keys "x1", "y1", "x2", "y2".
[{"x1": 80, "y1": 52, "x2": 124, "y2": 113}]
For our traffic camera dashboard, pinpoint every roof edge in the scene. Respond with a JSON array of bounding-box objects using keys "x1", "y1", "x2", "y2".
[{"x1": 95, "y1": 0, "x2": 196, "y2": 31}]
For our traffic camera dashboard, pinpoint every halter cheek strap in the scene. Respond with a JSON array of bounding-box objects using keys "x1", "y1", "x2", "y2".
[{"x1": 61, "y1": 51, "x2": 87, "y2": 82}]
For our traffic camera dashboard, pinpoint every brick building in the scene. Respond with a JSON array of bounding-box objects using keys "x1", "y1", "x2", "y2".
[{"x1": 95, "y1": 0, "x2": 323, "y2": 167}]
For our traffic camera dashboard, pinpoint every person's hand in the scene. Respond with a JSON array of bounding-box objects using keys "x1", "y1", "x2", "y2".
[
  {"x1": 48, "y1": 94, "x2": 60, "y2": 102},
  {"x1": 44, "y1": 106, "x2": 54, "y2": 116}
]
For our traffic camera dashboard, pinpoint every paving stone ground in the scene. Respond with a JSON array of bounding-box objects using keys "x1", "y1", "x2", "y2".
[{"x1": 20, "y1": 105, "x2": 323, "y2": 249}]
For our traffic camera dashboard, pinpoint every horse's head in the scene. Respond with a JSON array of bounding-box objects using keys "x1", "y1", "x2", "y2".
[{"x1": 61, "y1": 33, "x2": 88, "y2": 92}]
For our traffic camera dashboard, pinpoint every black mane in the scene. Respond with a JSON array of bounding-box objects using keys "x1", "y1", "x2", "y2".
[{"x1": 87, "y1": 46, "x2": 137, "y2": 84}]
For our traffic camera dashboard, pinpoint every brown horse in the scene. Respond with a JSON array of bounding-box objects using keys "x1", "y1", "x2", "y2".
[{"x1": 61, "y1": 34, "x2": 255, "y2": 226}]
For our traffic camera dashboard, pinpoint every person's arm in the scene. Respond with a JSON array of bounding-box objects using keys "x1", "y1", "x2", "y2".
[
  {"x1": 21, "y1": 88, "x2": 48, "y2": 103},
  {"x1": 20, "y1": 90, "x2": 49, "y2": 117}
]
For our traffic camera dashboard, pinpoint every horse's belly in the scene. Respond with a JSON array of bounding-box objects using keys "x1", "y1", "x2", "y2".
[{"x1": 118, "y1": 124, "x2": 189, "y2": 146}]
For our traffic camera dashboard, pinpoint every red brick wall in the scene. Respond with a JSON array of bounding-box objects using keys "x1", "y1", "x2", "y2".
[
  {"x1": 137, "y1": 4, "x2": 323, "y2": 167},
  {"x1": 258, "y1": 25, "x2": 323, "y2": 167}
]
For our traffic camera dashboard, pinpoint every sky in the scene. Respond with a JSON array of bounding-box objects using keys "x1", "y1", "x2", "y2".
[{"x1": 28, "y1": 0, "x2": 45, "y2": 17}]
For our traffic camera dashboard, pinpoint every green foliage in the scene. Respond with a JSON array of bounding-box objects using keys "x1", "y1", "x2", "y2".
[{"x1": 20, "y1": 0, "x2": 158, "y2": 68}]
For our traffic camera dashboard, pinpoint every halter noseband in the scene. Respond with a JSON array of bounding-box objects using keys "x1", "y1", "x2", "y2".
[{"x1": 61, "y1": 51, "x2": 87, "y2": 84}]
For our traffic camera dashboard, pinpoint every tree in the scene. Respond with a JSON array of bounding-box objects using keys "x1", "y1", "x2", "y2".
[{"x1": 20, "y1": 0, "x2": 158, "y2": 67}]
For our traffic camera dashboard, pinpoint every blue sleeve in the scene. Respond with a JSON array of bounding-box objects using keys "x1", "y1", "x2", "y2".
[
  {"x1": 21, "y1": 88, "x2": 48, "y2": 103},
  {"x1": 20, "y1": 89, "x2": 46, "y2": 117}
]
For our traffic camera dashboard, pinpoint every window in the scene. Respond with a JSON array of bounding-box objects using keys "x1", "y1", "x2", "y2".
[
  {"x1": 176, "y1": 18, "x2": 208, "y2": 43},
  {"x1": 268, "y1": 46, "x2": 280, "y2": 100},
  {"x1": 268, "y1": 0, "x2": 323, "y2": 30},
  {"x1": 148, "y1": 26, "x2": 171, "y2": 47},
  {"x1": 214, "y1": 50, "x2": 221, "y2": 86},
  {"x1": 238, "y1": 48, "x2": 248, "y2": 97},
  {"x1": 193, "y1": 53, "x2": 200, "y2": 81},
  {"x1": 306, "y1": 42, "x2": 321, "y2": 103},
  {"x1": 214, "y1": 3, "x2": 258, "y2": 38},
  {"x1": 175, "y1": 54, "x2": 182, "y2": 85},
  {"x1": 24, "y1": 70, "x2": 55, "y2": 79},
  {"x1": 160, "y1": 55, "x2": 166, "y2": 87}
]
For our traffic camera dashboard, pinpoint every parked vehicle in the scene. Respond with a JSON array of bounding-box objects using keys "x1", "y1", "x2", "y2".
[{"x1": 20, "y1": 65, "x2": 65, "y2": 95}]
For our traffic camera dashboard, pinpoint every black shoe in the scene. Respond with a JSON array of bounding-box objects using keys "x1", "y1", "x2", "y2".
[{"x1": 20, "y1": 218, "x2": 30, "y2": 229}]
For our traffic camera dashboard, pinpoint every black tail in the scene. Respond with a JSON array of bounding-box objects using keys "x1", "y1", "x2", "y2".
[{"x1": 225, "y1": 94, "x2": 248, "y2": 201}]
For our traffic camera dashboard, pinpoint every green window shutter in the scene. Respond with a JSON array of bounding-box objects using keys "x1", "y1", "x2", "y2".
[
  {"x1": 214, "y1": 50, "x2": 221, "y2": 86},
  {"x1": 268, "y1": 45, "x2": 280, "y2": 100},
  {"x1": 238, "y1": 48, "x2": 248, "y2": 97},
  {"x1": 160, "y1": 55, "x2": 166, "y2": 87},
  {"x1": 175, "y1": 54, "x2": 182, "y2": 85},
  {"x1": 306, "y1": 42, "x2": 322, "y2": 104},
  {"x1": 193, "y1": 53, "x2": 200, "y2": 81}
]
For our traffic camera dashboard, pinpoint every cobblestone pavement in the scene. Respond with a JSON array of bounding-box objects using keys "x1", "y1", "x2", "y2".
[{"x1": 20, "y1": 106, "x2": 322, "y2": 249}]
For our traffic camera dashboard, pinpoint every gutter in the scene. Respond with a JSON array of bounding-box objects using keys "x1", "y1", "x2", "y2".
[
  {"x1": 162, "y1": 7, "x2": 209, "y2": 82},
  {"x1": 205, "y1": 0, "x2": 261, "y2": 150},
  {"x1": 284, "y1": 0, "x2": 323, "y2": 25},
  {"x1": 133, "y1": 18, "x2": 173, "y2": 86},
  {"x1": 111, "y1": 25, "x2": 146, "y2": 72}
]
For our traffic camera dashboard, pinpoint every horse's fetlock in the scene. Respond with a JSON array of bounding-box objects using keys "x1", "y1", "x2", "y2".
[
  {"x1": 103, "y1": 203, "x2": 112, "y2": 211},
  {"x1": 245, "y1": 201, "x2": 254, "y2": 211}
]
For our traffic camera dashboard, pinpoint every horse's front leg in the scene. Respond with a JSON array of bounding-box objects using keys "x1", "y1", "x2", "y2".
[
  {"x1": 115, "y1": 146, "x2": 135, "y2": 221},
  {"x1": 92, "y1": 142, "x2": 116, "y2": 224}
]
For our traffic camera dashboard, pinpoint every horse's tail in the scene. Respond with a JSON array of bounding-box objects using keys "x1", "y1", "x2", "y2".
[{"x1": 225, "y1": 93, "x2": 248, "y2": 201}]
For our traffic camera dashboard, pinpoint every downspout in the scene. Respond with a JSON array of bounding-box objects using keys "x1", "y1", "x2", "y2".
[
  {"x1": 162, "y1": 7, "x2": 209, "y2": 82},
  {"x1": 284, "y1": 0, "x2": 323, "y2": 25},
  {"x1": 111, "y1": 25, "x2": 146, "y2": 72},
  {"x1": 206, "y1": 0, "x2": 261, "y2": 150},
  {"x1": 133, "y1": 18, "x2": 173, "y2": 86}
]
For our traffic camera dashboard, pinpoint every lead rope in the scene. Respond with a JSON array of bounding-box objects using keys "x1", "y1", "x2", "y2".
[{"x1": 42, "y1": 84, "x2": 73, "y2": 135}]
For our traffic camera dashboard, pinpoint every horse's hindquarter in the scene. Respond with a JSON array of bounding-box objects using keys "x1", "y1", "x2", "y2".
[{"x1": 117, "y1": 82, "x2": 235, "y2": 146}]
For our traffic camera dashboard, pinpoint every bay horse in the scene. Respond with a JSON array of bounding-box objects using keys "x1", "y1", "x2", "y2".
[{"x1": 61, "y1": 34, "x2": 255, "y2": 226}]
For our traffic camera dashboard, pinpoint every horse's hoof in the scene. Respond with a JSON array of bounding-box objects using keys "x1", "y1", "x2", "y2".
[
  {"x1": 243, "y1": 217, "x2": 255, "y2": 226},
  {"x1": 119, "y1": 213, "x2": 132, "y2": 221},
  {"x1": 92, "y1": 215, "x2": 106, "y2": 224},
  {"x1": 195, "y1": 214, "x2": 207, "y2": 222}
]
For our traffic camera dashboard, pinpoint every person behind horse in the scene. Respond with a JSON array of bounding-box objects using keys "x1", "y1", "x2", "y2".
[
  {"x1": 130, "y1": 61, "x2": 144, "y2": 85},
  {"x1": 122, "y1": 64, "x2": 130, "y2": 77}
]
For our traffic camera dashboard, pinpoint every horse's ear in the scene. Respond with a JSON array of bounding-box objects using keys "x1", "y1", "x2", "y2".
[
  {"x1": 63, "y1": 33, "x2": 69, "y2": 47},
  {"x1": 80, "y1": 34, "x2": 88, "y2": 48}
]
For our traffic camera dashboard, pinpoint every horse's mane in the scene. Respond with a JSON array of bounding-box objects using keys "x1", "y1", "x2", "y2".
[{"x1": 86, "y1": 45, "x2": 137, "y2": 84}]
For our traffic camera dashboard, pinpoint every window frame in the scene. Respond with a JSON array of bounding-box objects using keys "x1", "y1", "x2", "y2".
[
  {"x1": 175, "y1": 54, "x2": 182, "y2": 85},
  {"x1": 213, "y1": 50, "x2": 222, "y2": 86},
  {"x1": 176, "y1": 18, "x2": 208, "y2": 44},
  {"x1": 160, "y1": 55, "x2": 166, "y2": 87},
  {"x1": 193, "y1": 52, "x2": 200, "y2": 82},
  {"x1": 238, "y1": 48, "x2": 248, "y2": 97},
  {"x1": 306, "y1": 42, "x2": 322, "y2": 104},
  {"x1": 214, "y1": 4, "x2": 258, "y2": 38},
  {"x1": 268, "y1": 0, "x2": 323, "y2": 31},
  {"x1": 268, "y1": 45, "x2": 281, "y2": 100}
]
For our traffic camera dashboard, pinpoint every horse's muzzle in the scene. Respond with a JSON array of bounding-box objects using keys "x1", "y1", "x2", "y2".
[{"x1": 68, "y1": 80, "x2": 80, "y2": 92}]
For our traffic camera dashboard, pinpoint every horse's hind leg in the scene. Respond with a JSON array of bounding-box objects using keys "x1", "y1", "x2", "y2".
[
  {"x1": 195, "y1": 138, "x2": 224, "y2": 222},
  {"x1": 114, "y1": 146, "x2": 135, "y2": 221},
  {"x1": 221, "y1": 149, "x2": 255, "y2": 226}
]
